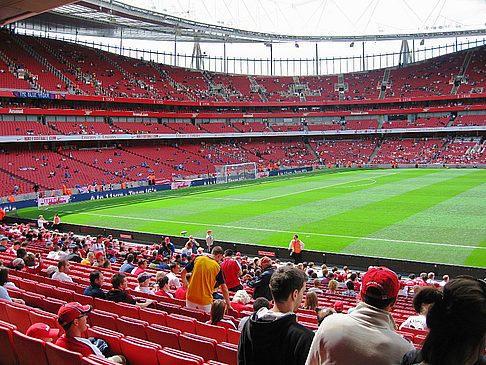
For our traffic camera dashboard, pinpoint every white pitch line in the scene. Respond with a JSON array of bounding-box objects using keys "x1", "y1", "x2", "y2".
[
  {"x1": 65, "y1": 211, "x2": 486, "y2": 251},
  {"x1": 254, "y1": 172, "x2": 397, "y2": 201}
]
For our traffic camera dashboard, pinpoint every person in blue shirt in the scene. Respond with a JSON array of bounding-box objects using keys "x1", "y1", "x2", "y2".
[
  {"x1": 119, "y1": 253, "x2": 135, "y2": 273},
  {"x1": 83, "y1": 270, "x2": 106, "y2": 300}
]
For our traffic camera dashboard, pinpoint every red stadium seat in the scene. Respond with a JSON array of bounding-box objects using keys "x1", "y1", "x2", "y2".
[
  {"x1": 87, "y1": 326, "x2": 124, "y2": 355},
  {"x1": 89, "y1": 309, "x2": 118, "y2": 332},
  {"x1": 157, "y1": 348, "x2": 204, "y2": 365},
  {"x1": 179, "y1": 332, "x2": 218, "y2": 361},
  {"x1": 139, "y1": 307, "x2": 167, "y2": 326},
  {"x1": 5, "y1": 302, "x2": 32, "y2": 333},
  {"x1": 166, "y1": 313, "x2": 196, "y2": 333},
  {"x1": 72, "y1": 292, "x2": 95, "y2": 307},
  {"x1": 53, "y1": 288, "x2": 75, "y2": 302},
  {"x1": 156, "y1": 301, "x2": 181, "y2": 314},
  {"x1": 29, "y1": 309, "x2": 59, "y2": 329},
  {"x1": 116, "y1": 316, "x2": 148, "y2": 340},
  {"x1": 41, "y1": 297, "x2": 66, "y2": 314},
  {"x1": 226, "y1": 328, "x2": 241, "y2": 345},
  {"x1": 120, "y1": 336, "x2": 161, "y2": 365},
  {"x1": 195, "y1": 321, "x2": 228, "y2": 343},
  {"x1": 146, "y1": 324, "x2": 181, "y2": 350},
  {"x1": 114, "y1": 302, "x2": 140, "y2": 319},
  {"x1": 45, "y1": 342, "x2": 84, "y2": 365},
  {"x1": 0, "y1": 322, "x2": 18, "y2": 365},
  {"x1": 22, "y1": 292, "x2": 45, "y2": 308},
  {"x1": 13, "y1": 330, "x2": 49, "y2": 365},
  {"x1": 180, "y1": 306, "x2": 209, "y2": 322},
  {"x1": 35, "y1": 283, "x2": 55, "y2": 298},
  {"x1": 216, "y1": 342, "x2": 238, "y2": 365}
]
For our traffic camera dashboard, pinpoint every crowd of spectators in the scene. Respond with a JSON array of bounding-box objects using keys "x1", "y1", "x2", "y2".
[{"x1": 0, "y1": 220, "x2": 484, "y2": 365}]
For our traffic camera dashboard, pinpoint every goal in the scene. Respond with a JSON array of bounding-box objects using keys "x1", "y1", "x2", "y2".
[{"x1": 215, "y1": 162, "x2": 257, "y2": 184}]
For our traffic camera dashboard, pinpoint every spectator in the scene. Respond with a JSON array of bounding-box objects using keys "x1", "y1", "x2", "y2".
[
  {"x1": 401, "y1": 277, "x2": 486, "y2": 365},
  {"x1": 132, "y1": 259, "x2": 148, "y2": 276},
  {"x1": 119, "y1": 253, "x2": 135, "y2": 273},
  {"x1": 81, "y1": 252, "x2": 95, "y2": 266},
  {"x1": 426, "y1": 272, "x2": 439, "y2": 287},
  {"x1": 308, "y1": 278, "x2": 323, "y2": 294},
  {"x1": 167, "y1": 262, "x2": 181, "y2": 288},
  {"x1": 181, "y1": 246, "x2": 231, "y2": 312},
  {"x1": 157, "y1": 256, "x2": 170, "y2": 270},
  {"x1": 245, "y1": 256, "x2": 275, "y2": 301},
  {"x1": 23, "y1": 252, "x2": 43, "y2": 275},
  {"x1": 0, "y1": 267, "x2": 25, "y2": 304},
  {"x1": 205, "y1": 230, "x2": 214, "y2": 252},
  {"x1": 238, "y1": 297, "x2": 271, "y2": 331},
  {"x1": 306, "y1": 266, "x2": 414, "y2": 365},
  {"x1": 26, "y1": 322, "x2": 59, "y2": 342},
  {"x1": 399, "y1": 286, "x2": 442, "y2": 331},
  {"x1": 221, "y1": 249, "x2": 243, "y2": 292},
  {"x1": 186, "y1": 235, "x2": 200, "y2": 254},
  {"x1": 208, "y1": 299, "x2": 236, "y2": 330},
  {"x1": 230, "y1": 289, "x2": 252, "y2": 312},
  {"x1": 154, "y1": 275, "x2": 173, "y2": 299},
  {"x1": 52, "y1": 260, "x2": 73, "y2": 282},
  {"x1": 316, "y1": 308, "x2": 336, "y2": 326},
  {"x1": 327, "y1": 279, "x2": 338, "y2": 294},
  {"x1": 47, "y1": 245, "x2": 60, "y2": 260},
  {"x1": 238, "y1": 266, "x2": 314, "y2": 365},
  {"x1": 93, "y1": 251, "x2": 105, "y2": 267},
  {"x1": 56, "y1": 302, "x2": 126, "y2": 364},
  {"x1": 181, "y1": 241, "x2": 193, "y2": 257},
  {"x1": 342, "y1": 280, "x2": 357, "y2": 297},
  {"x1": 134, "y1": 272, "x2": 152, "y2": 294},
  {"x1": 107, "y1": 273, "x2": 136, "y2": 304},
  {"x1": 9, "y1": 258, "x2": 24, "y2": 271},
  {"x1": 83, "y1": 270, "x2": 106, "y2": 299},
  {"x1": 439, "y1": 274, "x2": 450, "y2": 287},
  {"x1": 303, "y1": 291, "x2": 319, "y2": 312},
  {"x1": 66, "y1": 246, "x2": 82, "y2": 263},
  {"x1": 5, "y1": 241, "x2": 20, "y2": 255},
  {"x1": 333, "y1": 301, "x2": 344, "y2": 313},
  {"x1": 174, "y1": 273, "x2": 190, "y2": 300},
  {"x1": 90, "y1": 235, "x2": 105, "y2": 254}
]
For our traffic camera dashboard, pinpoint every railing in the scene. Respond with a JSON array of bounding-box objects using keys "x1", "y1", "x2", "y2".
[{"x1": 13, "y1": 29, "x2": 486, "y2": 76}]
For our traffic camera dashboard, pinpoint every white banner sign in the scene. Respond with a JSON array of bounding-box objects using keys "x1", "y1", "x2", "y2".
[
  {"x1": 171, "y1": 181, "x2": 192, "y2": 190},
  {"x1": 38, "y1": 195, "x2": 71, "y2": 208}
]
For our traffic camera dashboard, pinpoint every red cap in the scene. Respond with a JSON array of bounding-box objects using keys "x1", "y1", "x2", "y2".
[
  {"x1": 361, "y1": 267, "x2": 400, "y2": 300},
  {"x1": 58, "y1": 302, "x2": 92, "y2": 326},
  {"x1": 333, "y1": 301, "x2": 344, "y2": 313},
  {"x1": 207, "y1": 230, "x2": 212, "y2": 234},
  {"x1": 165, "y1": 237, "x2": 170, "y2": 242},
  {"x1": 95, "y1": 251, "x2": 104, "y2": 259},
  {"x1": 26, "y1": 322, "x2": 59, "y2": 339}
]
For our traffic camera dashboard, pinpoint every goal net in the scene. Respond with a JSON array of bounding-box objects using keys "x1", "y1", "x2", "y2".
[{"x1": 215, "y1": 162, "x2": 257, "y2": 184}]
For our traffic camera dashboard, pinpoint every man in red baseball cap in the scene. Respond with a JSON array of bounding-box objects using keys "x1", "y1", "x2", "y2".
[
  {"x1": 56, "y1": 302, "x2": 126, "y2": 363},
  {"x1": 306, "y1": 266, "x2": 414, "y2": 365}
]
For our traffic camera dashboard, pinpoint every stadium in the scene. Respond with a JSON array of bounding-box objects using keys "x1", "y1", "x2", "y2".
[{"x1": 0, "y1": 0, "x2": 485, "y2": 364}]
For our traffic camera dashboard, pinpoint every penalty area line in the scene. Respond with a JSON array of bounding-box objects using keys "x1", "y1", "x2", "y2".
[{"x1": 65, "y1": 211, "x2": 485, "y2": 251}]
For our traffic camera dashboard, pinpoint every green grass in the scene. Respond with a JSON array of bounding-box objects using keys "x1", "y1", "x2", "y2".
[{"x1": 12, "y1": 168, "x2": 486, "y2": 267}]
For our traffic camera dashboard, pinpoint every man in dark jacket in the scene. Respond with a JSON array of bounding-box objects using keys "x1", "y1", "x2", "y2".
[
  {"x1": 65, "y1": 245, "x2": 83, "y2": 263},
  {"x1": 246, "y1": 257, "x2": 274, "y2": 301},
  {"x1": 238, "y1": 266, "x2": 314, "y2": 365},
  {"x1": 83, "y1": 270, "x2": 106, "y2": 299}
]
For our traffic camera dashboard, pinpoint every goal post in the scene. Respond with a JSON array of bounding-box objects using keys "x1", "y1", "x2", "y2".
[{"x1": 215, "y1": 162, "x2": 257, "y2": 184}]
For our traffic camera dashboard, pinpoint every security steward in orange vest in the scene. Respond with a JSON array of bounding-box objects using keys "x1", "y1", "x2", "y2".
[{"x1": 288, "y1": 234, "x2": 305, "y2": 264}]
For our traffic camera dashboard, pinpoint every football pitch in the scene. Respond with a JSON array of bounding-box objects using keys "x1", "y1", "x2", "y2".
[{"x1": 15, "y1": 168, "x2": 486, "y2": 267}]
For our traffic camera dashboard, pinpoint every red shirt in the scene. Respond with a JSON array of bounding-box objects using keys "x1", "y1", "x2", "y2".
[
  {"x1": 174, "y1": 287, "x2": 187, "y2": 300},
  {"x1": 220, "y1": 258, "x2": 241, "y2": 289},
  {"x1": 56, "y1": 335, "x2": 94, "y2": 357}
]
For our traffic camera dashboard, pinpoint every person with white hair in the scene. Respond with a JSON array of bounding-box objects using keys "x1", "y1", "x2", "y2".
[{"x1": 230, "y1": 289, "x2": 252, "y2": 312}]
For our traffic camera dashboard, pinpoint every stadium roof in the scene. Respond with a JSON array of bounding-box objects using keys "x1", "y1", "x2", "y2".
[
  {"x1": 13, "y1": 0, "x2": 486, "y2": 43},
  {"x1": 0, "y1": 0, "x2": 80, "y2": 26}
]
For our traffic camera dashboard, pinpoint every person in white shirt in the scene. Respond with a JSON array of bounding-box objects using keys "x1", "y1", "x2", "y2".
[
  {"x1": 47, "y1": 245, "x2": 60, "y2": 259},
  {"x1": 181, "y1": 241, "x2": 193, "y2": 257},
  {"x1": 37, "y1": 215, "x2": 49, "y2": 229},
  {"x1": 399, "y1": 286, "x2": 441, "y2": 331},
  {"x1": 90, "y1": 235, "x2": 105, "y2": 255},
  {"x1": 52, "y1": 260, "x2": 73, "y2": 282},
  {"x1": 205, "y1": 230, "x2": 214, "y2": 253},
  {"x1": 134, "y1": 272, "x2": 153, "y2": 294},
  {"x1": 167, "y1": 262, "x2": 181, "y2": 288}
]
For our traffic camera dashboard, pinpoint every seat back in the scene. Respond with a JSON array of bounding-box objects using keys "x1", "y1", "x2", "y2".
[
  {"x1": 195, "y1": 321, "x2": 227, "y2": 343},
  {"x1": 146, "y1": 324, "x2": 180, "y2": 350},
  {"x1": 216, "y1": 342, "x2": 238, "y2": 365},
  {"x1": 179, "y1": 333, "x2": 217, "y2": 361},
  {"x1": 0, "y1": 323, "x2": 18, "y2": 365},
  {"x1": 166, "y1": 313, "x2": 196, "y2": 333},
  {"x1": 157, "y1": 348, "x2": 203, "y2": 365},
  {"x1": 120, "y1": 336, "x2": 160, "y2": 365},
  {"x1": 29, "y1": 309, "x2": 59, "y2": 329},
  {"x1": 5, "y1": 303, "x2": 32, "y2": 333},
  {"x1": 87, "y1": 326, "x2": 123, "y2": 354},
  {"x1": 139, "y1": 307, "x2": 167, "y2": 326},
  {"x1": 89, "y1": 309, "x2": 118, "y2": 331},
  {"x1": 13, "y1": 330, "x2": 49, "y2": 365},
  {"x1": 45, "y1": 342, "x2": 84, "y2": 365},
  {"x1": 155, "y1": 301, "x2": 181, "y2": 314},
  {"x1": 72, "y1": 292, "x2": 95, "y2": 307},
  {"x1": 227, "y1": 328, "x2": 241, "y2": 345},
  {"x1": 180, "y1": 307, "x2": 209, "y2": 322},
  {"x1": 117, "y1": 316, "x2": 148, "y2": 340}
]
